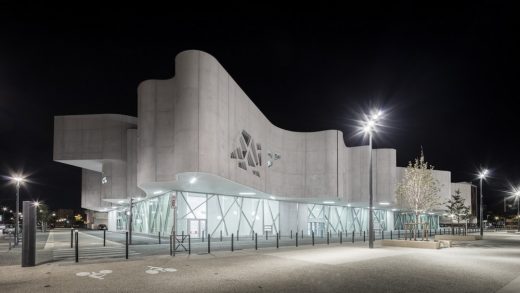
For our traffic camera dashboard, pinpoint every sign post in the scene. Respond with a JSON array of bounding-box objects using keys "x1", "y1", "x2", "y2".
[{"x1": 22, "y1": 201, "x2": 36, "y2": 267}]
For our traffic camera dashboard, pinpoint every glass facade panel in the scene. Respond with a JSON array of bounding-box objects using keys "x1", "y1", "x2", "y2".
[{"x1": 112, "y1": 190, "x2": 396, "y2": 238}]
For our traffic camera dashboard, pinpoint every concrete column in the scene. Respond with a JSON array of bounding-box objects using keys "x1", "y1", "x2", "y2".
[{"x1": 22, "y1": 201, "x2": 36, "y2": 267}]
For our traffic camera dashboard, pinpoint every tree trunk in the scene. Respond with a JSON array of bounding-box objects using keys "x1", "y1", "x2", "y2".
[{"x1": 414, "y1": 213, "x2": 419, "y2": 241}]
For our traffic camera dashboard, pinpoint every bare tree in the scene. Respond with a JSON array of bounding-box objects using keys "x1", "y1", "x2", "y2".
[{"x1": 396, "y1": 150, "x2": 442, "y2": 240}]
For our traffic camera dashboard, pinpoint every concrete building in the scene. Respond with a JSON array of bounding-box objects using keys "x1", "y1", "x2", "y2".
[{"x1": 54, "y1": 50, "x2": 472, "y2": 238}]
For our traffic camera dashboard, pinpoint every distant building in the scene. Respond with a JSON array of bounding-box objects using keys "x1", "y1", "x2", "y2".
[{"x1": 56, "y1": 209, "x2": 73, "y2": 220}]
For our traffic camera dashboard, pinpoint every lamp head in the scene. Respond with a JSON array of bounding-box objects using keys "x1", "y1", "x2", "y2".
[
  {"x1": 478, "y1": 169, "x2": 489, "y2": 179},
  {"x1": 362, "y1": 109, "x2": 385, "y2": 134},
  {"x1": 371, "y1": 110, "x2": 383, "y2": 121}
]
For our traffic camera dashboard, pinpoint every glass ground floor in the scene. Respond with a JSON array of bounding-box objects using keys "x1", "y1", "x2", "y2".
[{"x1": 107, "y1": 191, "x2": 439, "y2": 237}]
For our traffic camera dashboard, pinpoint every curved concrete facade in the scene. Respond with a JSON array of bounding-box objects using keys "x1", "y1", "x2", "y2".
[
  {"x1": 54, "y1": 50, "x2": 459, "y2": 223},
  {"x1": 135, "y1": 50, "x2": 400, "y2": 205}
]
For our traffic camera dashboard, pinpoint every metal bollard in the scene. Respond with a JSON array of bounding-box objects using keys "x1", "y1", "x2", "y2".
[
  {"x1": 252, "y1": 231, "x2": 254, "y2": 241},
  {"x1": 352, "y1": 231, "x2": 354, "y2": 243},
  {"x1": 312, "y1": 231, "x2": 315, "y2": 246},
  {"x1": 170, "y1": 235, "x2": 173, "y2": 256},
  {"x1": 327, "y1": 231, "x2": 329, "y2": 245},
  {"x1": 255, "y1": 233, "x2": 258, "y2": 250},
  {"x1": 75, "y1": 230, "x2": 79, "y2": 263},
  {"x1": 188, "y1": 235, "x2": 191, "y2": 255},
  {"x1": 266, "y1": 231, "x2": 268, "y2": 241},
  {"x1": 301, "y1": 230, "x2": 303, "y2": 239},
  {"x1": 208, "y1": 234, "x2": 211, "y2": 254},
  {"x1": 237, "y1": 231, "x2": 239, "y2": 241},
  {"x1": 276, "y1": 233, "x2": 279, "y2": 248},
  {"x1": 220, "y1": 230, "x2": 222, "y2": 242},
  {"x1": 173, "y1": 234, "x2": 176, "y2": 257},
  {"x1": 159, "y1": 232, "x2": 161, "y2": 244},
  {"x1": 231, "y1": 233, "x2": 234, "y2": 251},
  {"x1": 340, "y1": 231, "x2": 342, "y2": 244},
  {"x1": 391, "y1": 230, "x2": 393, "y2": 240},
  {"x1": 174, "y1": 231, "x2": 178, "y2": 256},
  {"x1": 398, "y1": 229, "x2": 400, "y2": 239},
  {"x1": 71, "y1": 228, "x2": 74, "y2": 248},
  {"x1": 291, "y1": 230, "x2": 293, "y2": 239},
  {"x1": 364, "y1": 231, "x2": 366, "y2": 242},
  {"x1": 125, "y1": 231, "x2": 129, "y2": 259},
  {"x1": 382, "y1": 230, "x2": 384, "y2": 240},
  {"x1": 202, "y1": 232, "x2": 204, "y2": 242},
  {"x1": 103, "y1": 229, "x2": 106, "y2": 247},
  {"x1": 296, "y1": 232, "x2": 298, "y2": 247}
]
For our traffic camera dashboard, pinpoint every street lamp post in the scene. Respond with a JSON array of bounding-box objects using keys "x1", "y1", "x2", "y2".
[
  {"x1": 363, "y1": 110, "x2": 383, "y2": 249},
  {"x1": 478, "y1": 169, "x2": 488, "y2": 238},
  {"x1": 514, "y1": 191, "x2": 520, "y2": 232},
  {"x1": 13, "y1": 177, "x2": 25, "y2": 246}
]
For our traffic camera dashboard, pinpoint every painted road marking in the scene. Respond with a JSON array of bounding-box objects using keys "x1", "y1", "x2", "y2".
[
  {"x1": 145, "y1": 266, "x2": 177, "y2": 274},
  {"x1": 75, "y1": 270, "x2": 113, "y2": 280}
]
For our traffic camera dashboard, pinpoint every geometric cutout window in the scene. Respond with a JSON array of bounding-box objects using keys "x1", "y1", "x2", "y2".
[{"x1": 230, "y1": 130, "x2": 262, "y2": 177}]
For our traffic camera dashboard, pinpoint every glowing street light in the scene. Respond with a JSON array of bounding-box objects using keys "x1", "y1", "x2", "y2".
[
  {"x1": 477, "y1": 169, "x2": 488, "y2": 237},
  {"x1": 362, "y1": 109, "x2": 384, "y2": 249},
  {"x1": 1, "y1": 207, "x2": 6, "y2": 224}
]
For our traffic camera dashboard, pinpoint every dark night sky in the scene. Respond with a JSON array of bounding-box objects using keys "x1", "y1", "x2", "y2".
[{"x1": 0, "y1": 4, "x2": 518, "y2": 214}]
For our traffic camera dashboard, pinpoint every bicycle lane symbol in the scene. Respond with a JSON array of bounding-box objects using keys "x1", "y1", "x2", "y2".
[
  {"x1": 75, "y1": 270, "x2": 113, "y2": 280},
  {"x1": 145, "y1": 266, "x2": 177, "y2": 274}
]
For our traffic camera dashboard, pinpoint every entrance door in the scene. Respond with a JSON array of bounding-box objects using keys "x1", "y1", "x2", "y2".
[
  {"x1": 308, "y1": 222, "x2": 325, "y2": 237},
  {"x1": 188, "y1": 219, "x2": 206, "y2": 238}
]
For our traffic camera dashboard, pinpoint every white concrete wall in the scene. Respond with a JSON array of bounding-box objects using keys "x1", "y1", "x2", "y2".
[
  {"x1": 55, "y1": 50, "x2": 460, "y2": 214},
  {"x1": 126, "y1": 129, "x2": 144, "y2": 198},
  {"x1": 451, "y1": 182, "x2": 473, "y2": 205},
  {"x1": 54, "y1": 114, "x2": 137, "y2": 210},
  {"x1": 346, "y1": 146, "x2": 370, "y2": 203},
  {"x1": 81, "y1": 169, "x2": 110, "y2": 210},
  {"x1": 136, "y1": 50, "x2": 398, "y2": 202}
]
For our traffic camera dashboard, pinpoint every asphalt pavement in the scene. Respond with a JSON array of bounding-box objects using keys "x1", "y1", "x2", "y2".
[{"x1": 1, "y1": 231, "x2": 520, "y2": 292}]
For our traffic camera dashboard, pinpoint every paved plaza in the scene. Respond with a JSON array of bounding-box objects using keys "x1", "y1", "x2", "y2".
[{"x1": 1, "y1": 230, "x2": 520, "y2": 292}]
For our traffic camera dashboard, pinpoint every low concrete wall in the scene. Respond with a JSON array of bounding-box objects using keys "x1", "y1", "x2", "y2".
[
  {"x1": 434, "y1": 235, "x2": 481, "y2": 241},
  {"x1": 382, "y1": 239, "x2": 440, "y2": 249}
]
